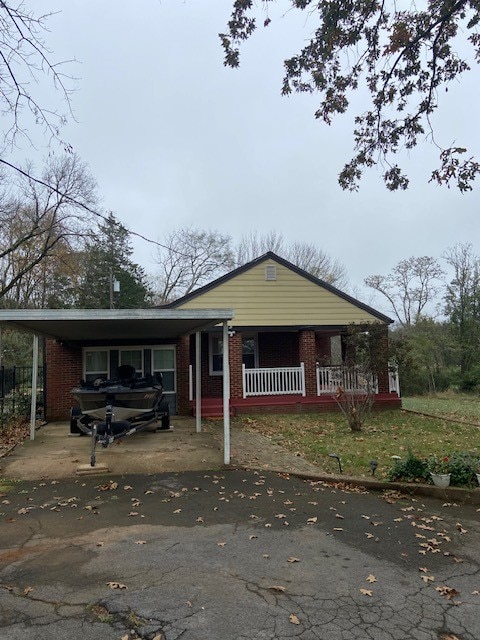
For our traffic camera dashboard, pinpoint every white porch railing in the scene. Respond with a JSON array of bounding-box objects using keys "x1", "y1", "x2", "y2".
[
  {"x1": 316, "y1": 365, "x2": 378, "y2": 395},
  {"x1": 242, "y1": 363, "x2": 306, "y2": 398}
]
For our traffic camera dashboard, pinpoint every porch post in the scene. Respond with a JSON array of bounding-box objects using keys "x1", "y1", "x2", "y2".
[
  {"x1": 30, "y1": 334, "x2": 39, "y2": 441},
  {"x1": 222, "y1": 320, "x2": 230, "y2": 465},
  {"x1": 298, "y1": 330, "x2": 317, "y2": 396},
  {"x1": 374, "y1": 324, "x2": 390, "y2": 394},
  {"x1": 195, "y1": 331, "x2": 201, "y2": 432}
]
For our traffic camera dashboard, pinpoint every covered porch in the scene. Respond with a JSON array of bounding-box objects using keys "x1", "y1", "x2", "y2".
[{"x1": 187, "y1": 327, "x2": 401, "y2": 416}]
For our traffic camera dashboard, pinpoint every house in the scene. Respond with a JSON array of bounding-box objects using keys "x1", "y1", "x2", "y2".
[
  {"x1": 0, "y1": 252, "x2": 400, "y2": 431},
  {"x1": 167, "y1": 252, "x2": 400, "y2": 416}
]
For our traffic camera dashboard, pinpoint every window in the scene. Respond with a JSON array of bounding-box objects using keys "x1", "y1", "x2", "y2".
[
  {"x1": 119, "y1": 349, "x2": 143, "y2": 376},
  {"x1": 209, "y1": 334, "x2": 223, "y2": 375},
  {"x1": 84, "y1": 349, "x2": 109, "y2": 382},
  {"x1": 242, "y1": 335, "x2": 257, "y2": 369},
  {"x1": 152, "y1": 347, "x2": 176, "y2": 392}
]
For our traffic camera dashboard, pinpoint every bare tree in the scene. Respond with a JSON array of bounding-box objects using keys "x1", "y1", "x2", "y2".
[
  {"x1": 154, "y1": 227, "x2": 234, "y2": 303},
  {"x1": 0, "y1": 154, "x2": 97, "y2": 306},
  {"x1": 235, "y1": 230, "x2": 285, "y2": 265},
  {"x1": 0, "y1": 3, "x2": 74, "y2": 151},
  {"x1": 235, "y1": 230, "x2": 347, "y2": 287},
  {"x1": 365, "y1": 257, "x2": 445, "y2": 326}
]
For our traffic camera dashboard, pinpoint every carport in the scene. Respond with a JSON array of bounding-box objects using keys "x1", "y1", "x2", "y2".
[{"x1": 0, "y1": 308, "x2": 234, "y2": 464}]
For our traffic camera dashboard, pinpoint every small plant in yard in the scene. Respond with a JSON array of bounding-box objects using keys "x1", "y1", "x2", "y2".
[
  {"x1": 426, "y1": 455, "x2": 452, "y2": 475},
  {"x1": 448, "y1": 452, "x2": 479, "y2": 486},
  {"x1": 387, "y1": 451, "x2": 429, "y2": 482}
]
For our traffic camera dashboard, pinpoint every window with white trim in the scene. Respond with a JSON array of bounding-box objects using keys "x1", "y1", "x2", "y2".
[
  {"x1": 119, "y1": 349, "x2": 143, "y2": 376},
  {"x1": 84, "y1": 349, "x2": 109, "y2": 382},
  {"x1": 209, "y1": 333, "x2": 223, "y2": 375},
  {"x1": 242, "y1": 334, "x2": 258, "y2": 369},
  {"x1": 152, "y1": 346, "x2": 176, "y2": 392}
]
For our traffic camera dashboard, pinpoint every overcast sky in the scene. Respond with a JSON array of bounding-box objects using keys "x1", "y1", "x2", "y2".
[{"x1": 12, "y1": 1, "x2": 480, "y2": 313}]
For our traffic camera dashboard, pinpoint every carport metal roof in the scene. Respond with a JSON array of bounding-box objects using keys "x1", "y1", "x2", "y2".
[
  {"x1": 0, "y1": 308, "x2": 234, "y2": 342},
  {"x1": 0, "y1": 309, "x2": 234, "y2": 463}
]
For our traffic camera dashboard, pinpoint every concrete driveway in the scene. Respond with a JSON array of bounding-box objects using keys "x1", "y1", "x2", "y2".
[
  {"x1": 1, "y1": 469, "x2": 479, "y2": 640},
  {"x1": 0, "y1": 418, "x2": 323, "y2": 480}
]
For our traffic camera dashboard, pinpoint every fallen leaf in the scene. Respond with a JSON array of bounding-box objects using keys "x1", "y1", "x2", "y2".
[
  {"x1": 196, "y1": 517, "x2": 204, "y2": 523},
  {"x1": 287, "y1": 557, "x2": 300, "y2": 563},
  {"x1": 333, "y1": 527, "x2": 344, "y2": 531},
  {"x1": 249, "y1": 535, "x2": 257, "y2": 540},
  {"x1": 421, "y1": 575, "x2": 435, "y2": 583},
  {"x1": 307, "y1": 517, "x2": 317, "y2": 524},
  {"x1": 435, "y1": 585, "x2": 460, "y2": 599},
  {"x1": 128, "y1": 512, "x2": 139, "y2": 517},
  {"x1": 289, "y1": 613, "x2": 300, "y2": 625},
  {"x1": 134, "y1": 540, "x2": 147, "y2": 545},
  {"x1": 365, "y1": 533, "x2": 374, "y2": 539},
  {"x1": 269, "y1": 585, "x2": 286, "y2": 592},
  {"x1": 106, "y1": 581, "x2": 127, "y2": 589},
  {"x1": 217, "y1": 542, "x2": 226, "y2": 547},
  {"x1": 23, "y1": 586, "x2": 34, "y2": 595},
  {"x1": 360, "y1": 588, "x2": 373, "y2": 596},
  {"x1": 173, "y1": 509, "x2": 182, "y2": 514},
  {"x1": 366, "y1": 574, "x2": 377, "y2": 583}
]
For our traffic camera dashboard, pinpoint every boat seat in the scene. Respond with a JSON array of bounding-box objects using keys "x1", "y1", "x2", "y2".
[{"x1": 116, "y1": 364, "x2": 136, "y2": 382}]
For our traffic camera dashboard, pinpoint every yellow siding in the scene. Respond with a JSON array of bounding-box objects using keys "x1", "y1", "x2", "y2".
[{"x1": 176, "y1": 260, "x2": 384, "y2": 326}]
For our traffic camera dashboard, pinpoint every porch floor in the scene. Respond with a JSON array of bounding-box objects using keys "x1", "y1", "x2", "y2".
[{"x1": 192, "y1": 393, "x2": 401, "y2": 417}]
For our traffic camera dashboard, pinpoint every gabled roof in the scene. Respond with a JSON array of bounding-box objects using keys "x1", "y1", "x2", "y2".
[{"x1": 168, "y1": 252, "x2": 393, "y2": 324}]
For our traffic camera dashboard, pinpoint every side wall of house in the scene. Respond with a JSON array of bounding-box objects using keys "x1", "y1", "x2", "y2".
[{"x1": 45, "y1": 339, "x2": 82, "y2": 421}]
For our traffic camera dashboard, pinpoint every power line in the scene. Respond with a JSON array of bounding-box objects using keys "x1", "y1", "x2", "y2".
[{"x1": 0, "y1": 157, "x2": 188, "y2": 256}]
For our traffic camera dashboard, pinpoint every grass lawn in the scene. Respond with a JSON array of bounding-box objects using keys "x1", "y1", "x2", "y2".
[
  {"x1": 233, "y1": 408, "x2": 480, "y2": 480},
  {"x1": 402, "y1": 393, "x2": 480, "y2": 422}
]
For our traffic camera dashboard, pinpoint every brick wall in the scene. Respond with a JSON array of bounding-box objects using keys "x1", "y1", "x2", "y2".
[
  {"x1": 298, "y1": 330, "x2": 317, "y2": 396},
  {"x1": 228, "y1": 332, "x2": 243, "y2": 399},
  {"x1": 45, "y1": 339, "x2": 83, "y2": 421},
  {"x1": 176, "y1": 334, "x2": 191, "y2": 415},
  {"x1": 258, "y1": 332, "x2": 298, "y2": 367}
]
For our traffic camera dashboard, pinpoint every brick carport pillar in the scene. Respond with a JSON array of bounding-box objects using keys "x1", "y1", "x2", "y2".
[{"x1": 298, "y1": 329, "x2": 317, "y2": 397}]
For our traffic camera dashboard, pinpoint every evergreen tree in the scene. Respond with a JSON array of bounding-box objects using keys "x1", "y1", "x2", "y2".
[{"x1": 76, "y1": 213, "x2": 152, "y2": 309}]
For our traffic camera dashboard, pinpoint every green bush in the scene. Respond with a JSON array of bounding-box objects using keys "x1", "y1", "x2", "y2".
[
  {"x1": 459, "y1": 366, "x2": 480, "y2": 393},
  {"x1": 448, "y1": 451, "x2": 479, "y2": 486},
  {"x1": 387, "y1": 451, "x2": 429, "y2": 482},
  {"x1": 387, "y1": 450, "x2": 480, "y2": 486}
]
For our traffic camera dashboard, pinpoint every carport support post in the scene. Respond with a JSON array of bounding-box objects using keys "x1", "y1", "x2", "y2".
[
  {"x1": 222, "y1": 321, "x2": 230, "y2": 464},
  {"x1": 30, "y1": 334, "x2": 39, "y2": 440},
  {"x1": 195, "y1": 331, "x2": 201, "y2": 433}
]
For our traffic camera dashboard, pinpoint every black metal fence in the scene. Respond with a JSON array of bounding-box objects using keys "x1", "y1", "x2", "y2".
[{"x1": 0, "y1": 365, "x2": 45, "y2": 426}]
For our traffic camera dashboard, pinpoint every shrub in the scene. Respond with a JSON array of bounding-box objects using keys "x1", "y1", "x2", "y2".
[
  {"x1": 387, "y1": 451, "x2": 429, "y2": 482},
  {"x1": 448, "y1": 451, "x2": 479, "y2": 486}
]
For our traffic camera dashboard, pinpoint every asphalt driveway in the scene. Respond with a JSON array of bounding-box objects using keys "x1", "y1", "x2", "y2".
[{"x1": 1, "y1": 469, "x2": 479, "y2": 640}]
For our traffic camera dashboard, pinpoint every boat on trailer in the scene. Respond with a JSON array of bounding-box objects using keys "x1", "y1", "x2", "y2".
[{"x1": 71, "y1": 365, "x2": 170, "y2": 467}]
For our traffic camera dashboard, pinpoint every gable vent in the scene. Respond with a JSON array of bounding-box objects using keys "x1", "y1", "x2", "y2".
[{"x1": 265, "y1": 265, "x2": 277, "y2": 281}]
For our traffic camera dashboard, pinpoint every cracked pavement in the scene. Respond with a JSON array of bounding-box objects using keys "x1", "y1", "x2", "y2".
[{"x1": 1, "y1": 470, "x2": 479, "y2": 640}]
